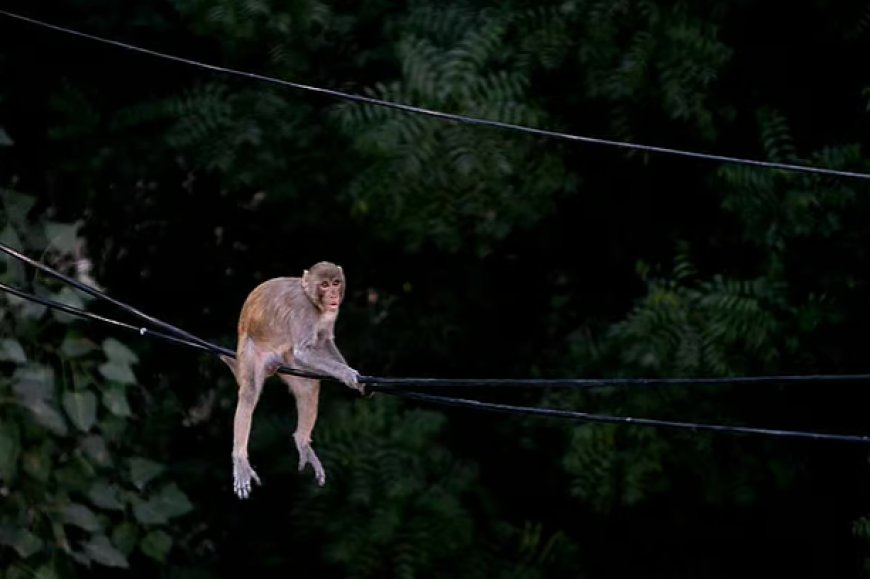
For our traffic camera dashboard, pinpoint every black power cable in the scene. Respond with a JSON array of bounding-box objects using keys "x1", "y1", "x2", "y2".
[
  {"x1": 381, "y1": 388, "x2": 870, "y2": 444},
  {"x1": 1, "y1": 9, "x2": 869, "y2": 181},
  {"x1": 3, "y1": 248, "x2": 870, "y2": 444},
  {"x1": 0, "y1": 242, "x2": 324, "y2": 381},
  {"x1": 4, "y1": 241, "x2": 870, "y2": 391}
]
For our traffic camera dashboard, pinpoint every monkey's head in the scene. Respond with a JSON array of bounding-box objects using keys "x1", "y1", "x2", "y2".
[{"x1": 302, "y1": 261, "x2": 346, "y2": 312}]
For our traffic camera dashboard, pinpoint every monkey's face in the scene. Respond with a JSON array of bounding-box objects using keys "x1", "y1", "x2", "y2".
[
  {"x1": 303, "y1": 262, "x2": 346, "y2": 311},
  {"x1": 317, "y1": 275, "x2": 343, "y2": 311}
]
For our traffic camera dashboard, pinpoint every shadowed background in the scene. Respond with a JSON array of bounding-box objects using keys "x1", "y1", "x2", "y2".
[{"x1": 2, "y1": 1, "x2": 870, "y2": 577}]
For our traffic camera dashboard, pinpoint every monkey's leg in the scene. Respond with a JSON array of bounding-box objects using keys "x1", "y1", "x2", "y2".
[
  {"x1": 279, "y1": 373, "x2": 325, "y2": 486},
  {"x1": 232, "y1": 341, "x2": 280, "y2": 499}
]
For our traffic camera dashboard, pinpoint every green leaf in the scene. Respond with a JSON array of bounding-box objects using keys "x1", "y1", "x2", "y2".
[
  {"x1": 0, "y1": 422, "x2": 20, "y2": 481},
  {"x1": 154, "y1": 483, "x2": 194, "y2": 518},
  {"x1": 61, "y1": 335, "x2": 98, "y2": 358},
  {"x1": 43, "y1": 221, "x2": 80, "y2": 253},
  {"x1": 12, "y1": 364, "x2": 55, "y2": 401},
  {"x1": 32, "y1": 565, "x2": 59, "y2": 579},
  {"x1": 51, "y1": 287, "x2": 86, "y2": 324},
  {"x1": 62, "y1": 391, "x2": 97, "y2": 432},
  {"x1": 99, "y1": 415, "x2": 127, "y2": 439},
  {"x1": 0, "y1": 223, "x2": 23, "y2": 246},
  {"x1": 129, "y1": 457, "x2": 165, "y2": 490},
  {"x1": 140, "y1": 530, "x2": 173, "y2": 562},
  {"x1": 10, "y1": 529, "x2": 43, "y2": 558},
  {"x1": 88, "y1": 482, "x2": 124, "y2": 511},
  {"x1": 132, "y1": 497, "x2": 168, "y2": 525},
  {"x1": 103, "y1": 337, "x2": 139, "y2": 364},
  {"x1": 16, "y1": 296, "x2": 49, "y2": 319},
  {"x1": 13, "y1": 367, "x2": 64, "y2": 435},
  {"x1": 0, "y1": 191, "x2": 35, "y2": 225},
  {"x1": 54, "y1": 286, "x2": 86, "y2": 309},
  {"x1": 12, "y1": 297, "x2": 48, "y2": 319},
  {"x1": 26, "y1": 400, "x2": 69, "y2": 436},
  {"x1": 23, "y1": 443, "x2": 53, "y2": 481},
  {"x1": 81, "y1": 434, "x2": 112, "y2": 467},
  {"x1": 0, "y1": 226, "x2": 26, "y2": 284},
  {"x1": 61, "y1": 503, "x2": 101, "y2": 532},
  {"x1": 133, "y1": 483, "x2": 194, "y2": 525},
  {"x1": 69, "y1": 551, "x2": 91, "y2": 567},
  {"x1": 0, "y1": 338, "x2": 26, "y2": 363},
  {"x1": 6, "y1": 563, "x2": 36, "y2": 579},
  {"x1": 111, "y1": 522, "x2": 139, "y2": 555},
  {"x1": 82, "y1": 534, "x2": 129, "y2": 568},
  {"x1": 51, "y1": 520, "x2": 71, "y2": 553},
  {"x1": 98, "y1": 361, "x2": 136, "y2": 384},
  {"x1": 0, "y1": 527, "x2": 43, "y2": 559},
  {"x1": 54, "y1": 458, "x2": 96, "y2": 492},
  {"x1": 102, "y1": 385, "x2": 132, "y2": 417}
]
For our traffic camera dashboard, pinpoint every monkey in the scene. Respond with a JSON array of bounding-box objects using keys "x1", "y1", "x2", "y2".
[{"x1": 219, "y1": 261, "x2": 362, "y2": 499}]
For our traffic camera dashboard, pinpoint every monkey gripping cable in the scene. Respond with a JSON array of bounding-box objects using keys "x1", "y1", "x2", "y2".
[{"x1": 3, "y1": 242, "x2": 870, "y2": 444}]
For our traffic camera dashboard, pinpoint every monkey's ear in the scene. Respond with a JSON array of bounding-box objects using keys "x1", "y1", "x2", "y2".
[
  {"x1": 301, "y1": 269, "x2": 318, "y2": 304},
  {"x1": 337, "y1": 266, "x2": 346, "y2": 299}
]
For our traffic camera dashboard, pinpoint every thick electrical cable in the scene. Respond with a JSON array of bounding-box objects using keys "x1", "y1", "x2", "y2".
[
  {"x1": 0, "y1": 280, "x2": 213, "y2": 353},
  {"x1": 365, "y1": 373, "x2": 870, "y2": 388},
  {"x1": 380, "y1": 388, "x2": 870, "y2": 444},
  {"x1": 1, "y1": 9, "x2": 869, "y2": 181},
  {"x1": 4, "y1": 240, "x2": 870, "y2": 389},
  {"x1": 4, "y1": 278, "x2": 870, "y2": 445},
  {"x1": 0, "y1": 242, "x2": 324, "y2": 380},
  {"x1": 0, "y1": 243, "x2": 228, "y2": 353}
]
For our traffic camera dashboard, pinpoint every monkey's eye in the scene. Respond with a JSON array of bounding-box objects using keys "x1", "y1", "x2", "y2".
[
  {"x1": 320, "y1": 281, "x2": 329, "y2": 289},
  {"x1": 332, "y1": 280, "x2": 341, "y2": 286}
]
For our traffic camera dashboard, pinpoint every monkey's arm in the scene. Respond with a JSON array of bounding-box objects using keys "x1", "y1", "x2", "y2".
[
  {"x1": 326, "y1": 338, "x2": 349, "y2": 366},
  {"x1": 293, "y1": 336, "x2": 361, "y2": 391}
]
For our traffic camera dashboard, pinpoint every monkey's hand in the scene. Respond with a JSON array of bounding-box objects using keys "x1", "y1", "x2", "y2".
[
  {"x1": 339, "y1": 367, "x2": 364, "y2": 394},
  {"x1": 232, "y1": 455, "x2": 261, "y2": 499}
]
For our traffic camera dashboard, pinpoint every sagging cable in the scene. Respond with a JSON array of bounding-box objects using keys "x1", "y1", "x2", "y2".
[
  {"x1": 4, "y1": 240, "x2": 870, "y2": 390},
  {"x1": 2, "y1": 257, "x2": 870, "y2": 444},
  {"x1": 1, "y1": 9, "x2": 869, "y2": 181}
]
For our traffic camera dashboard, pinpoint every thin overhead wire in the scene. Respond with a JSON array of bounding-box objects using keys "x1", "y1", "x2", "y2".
[
  {"x1": 4, "y1": 276, "x2": 870, "y2": 445},
  {"x1": 1, "y1": 9, "x2": 869, "y2": 181}
]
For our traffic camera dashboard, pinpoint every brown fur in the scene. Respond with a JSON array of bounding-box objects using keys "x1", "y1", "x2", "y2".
[{"x1": 221, "y1": 262, "x2": 360, "y2": 498}]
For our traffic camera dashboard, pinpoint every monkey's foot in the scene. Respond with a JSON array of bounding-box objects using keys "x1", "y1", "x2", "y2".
[
  {"x1": 297, "y1": 445, "x2": 326, "y2": 486},
  {"x1": 232, "y1": 456, "x2": 261, "y2": 499}
]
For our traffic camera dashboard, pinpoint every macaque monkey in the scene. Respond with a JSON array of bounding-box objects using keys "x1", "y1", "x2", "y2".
[{"x1": 220, "y1": 262, "x2": 362, "y2": 499}]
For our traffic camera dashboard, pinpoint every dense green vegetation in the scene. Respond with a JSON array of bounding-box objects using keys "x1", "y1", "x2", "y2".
[{"x1": 2, "y1": 1, "x2": 870, "y2": 577}]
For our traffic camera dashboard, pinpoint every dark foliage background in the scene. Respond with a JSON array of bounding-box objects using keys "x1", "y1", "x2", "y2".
[{"x1": 2, "y1": 1, "x2": 870, "y2": 577}]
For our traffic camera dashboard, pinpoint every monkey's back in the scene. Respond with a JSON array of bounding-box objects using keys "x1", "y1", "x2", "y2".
[{"x1": 237, "y1": 277, "x2": 314, "y2": 345}]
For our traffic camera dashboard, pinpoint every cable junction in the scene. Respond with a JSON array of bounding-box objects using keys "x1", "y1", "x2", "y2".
[
  {"x1": 2, "y1": 242, "x2": 870, "y2": 444},
  {"x1": 1, "y1": 9, "x2": 869, "y2": 181}
]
